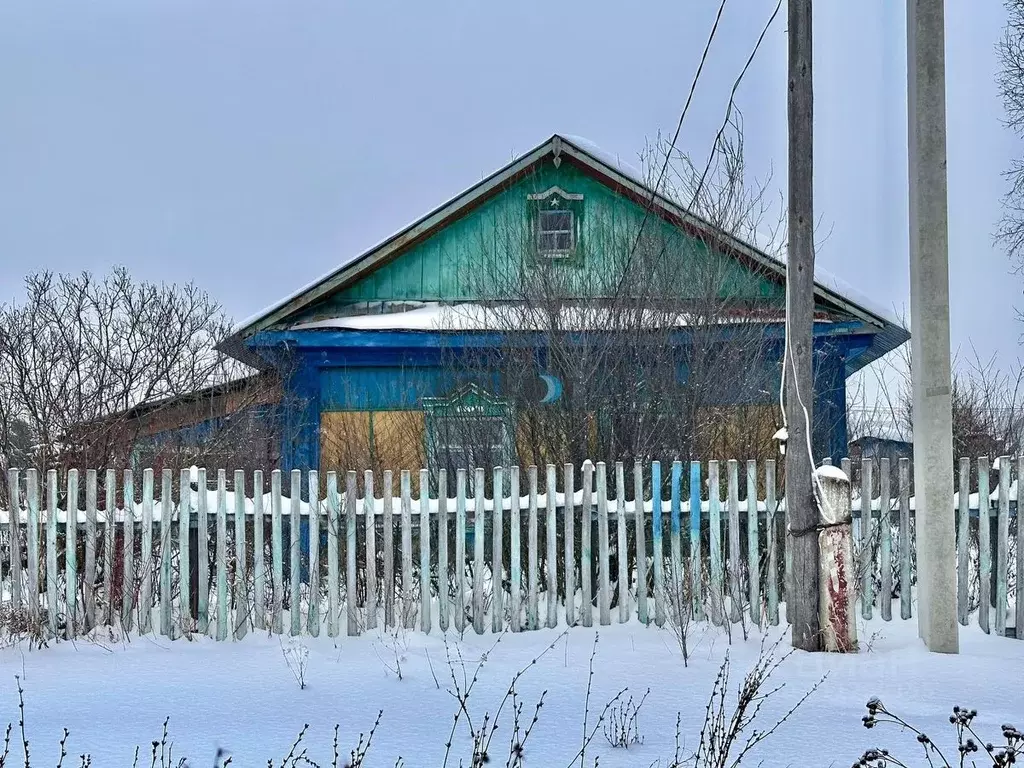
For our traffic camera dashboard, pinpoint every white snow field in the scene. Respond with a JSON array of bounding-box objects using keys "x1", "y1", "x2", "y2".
[{"x1": 1, "y1": 617, "x2": 1021, "y2": 767}]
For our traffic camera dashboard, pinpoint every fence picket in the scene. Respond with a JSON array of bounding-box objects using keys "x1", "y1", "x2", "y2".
[
  {"x1": 509, "y1": 467, "x2": 521, "y2": 632},
  {"x1": 236, "y1": 470, "x2": 250, "y2": 639},
  {"x1": 420, "y1": 468, "x2": 432, "y2": 634},
  {"x1": 746, "y1": 460, "x2": 760, "y2": 627},
  {"x1": 899, "y1": 458, "x2": 912, "y2": 620},
  {"x1": 400, "y1": 470, "x2": 413, "y2": 630},
  {"x1": 473, "y1": 467, "x2": 486, "y2": 634},
  {"x1": 365, "y1": 470, "x2": 377, "y2": 632},
  {"x1": 765, "y1": 460, "x2": 779, "y2": 626},
  {"x1": 861, "y1": 458, "x2": 874, "y2": 619},
  {"x1": 978, "y1": 457, "x2": 991, "y2": 634},
  {"x1": 438, "y1": 470, "x2": 449, "y2": 632},
  {"x1": 271, "y1": 469, "x2": 284, "y2": 635},
  {"x1": 996, "y1": 456, "x2": 1010, "y2": 637},
  {"x1": 1017, "y1": 455, "x2": 1024, "y2": 640},
  {"x1": 580, "y1": 462, "x2": 593, "y2": 628},
  {"x1": 198, "y1": 469, "x2": 210, "y2": 634},
  {"x1": 48, "y1": 470, "x2": 60, "y2": 637},
  {"x1": 546, "y1": 464, "x2": 558, "y2": 629},
  {"x1": 179, "y1": 469, "x2": 191, "y2": 630},
  {"x1": 564, "y1": 463, "x2": 575, "y2": 627},
  {"x1": 651, "y1": 461, "x2": 665, "y2": 628},
  {"x1": 527, "y1": 466, "x2": 539, "y2": 631},
  {"x1": 289, "y1": 470, "x2": 302, "y2": 637},
  {"x1": 347, "y1": 470, "x2": 359, "y2": 636},
  {"x1": 727, "y1": 460, "x2": 741, "y2": 624},
  {"x1": 383, "y1": 470, "x2": 395, "y2": 629},
  {"x1": 306, "y1": 470, "x2": 319, "y2": 638},
  {"x1": 879, "y1": 458, "x2": 892, "y2": 622},
  {"x1": 136, "y1": 469, "x2": 150, "y2": 637},
  {"x1": 104, "y1": 469, "x2": 116, "y2": 627},
  {"x1": 957, "y1": 458, "x2": 970, "y2": 625},
  {"x1": 160, "y1": 469, "x2": 173, "y2": 638},
  {"x1": 708, "y1": 461, "x2": 723, "y2": 626},
  {"x1": 492, "y1": 466, "x2": 504, "y2": 634},
  {"x1": 670, "y1": 461, "x2": 682, "y2": 614},
  {"x1": 689, "y1": 461, "x2": 703, "y2": 622},
  {"x1": 455, "y1": 469, "x2": 467, "y2": 634},
  {"x1": 7, "y1": 470, "x2": 21, "y2": 616},
  {"x1": 596, "y1": 462, "x2": 610, "y2": 626},
  {"x1": 216, "y1": 470, "x2": 229, "y2": 642},
  {"x1": 634, "y1": 461, "x2": 648, "y2": 626},
  {"x1": 85, "y1": 469, "x2": 98, "y2": 633},
  {"x1": 615, "y1": 462, "x2": 628, "y2": 624},
  {"x1": 254, "y1": 470, "x2": 266, "y2": 632},
  {"x1": 26, "y1": 469, "x2": 39, "y2": 628},
  {"x1": 326, "y1": 472, "x2": 340, "y2": 638}
]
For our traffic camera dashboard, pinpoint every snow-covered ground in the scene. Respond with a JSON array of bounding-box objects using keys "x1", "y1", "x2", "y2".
[{"x1": 1, "y1": 616, "x2": 1021, "y2": 767}]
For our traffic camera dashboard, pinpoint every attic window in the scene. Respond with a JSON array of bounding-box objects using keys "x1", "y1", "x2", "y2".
[{"x1": 536, "y1": 209, "x2": 575, "y2": 256}]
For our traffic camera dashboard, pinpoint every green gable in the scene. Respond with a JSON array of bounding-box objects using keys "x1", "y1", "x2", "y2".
[{"x1": 291, "y1": 162, "x2": 785, "y2": 323}]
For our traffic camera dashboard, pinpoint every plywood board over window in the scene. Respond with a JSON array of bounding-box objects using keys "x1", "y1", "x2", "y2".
[{"x1": 320, "y1": 410, "x2": 426, "y2": 495}]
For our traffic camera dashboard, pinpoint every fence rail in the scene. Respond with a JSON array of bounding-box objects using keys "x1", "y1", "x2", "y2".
[{"x1": 0, "y1": 456, "x2": 1020, "y2": 642}]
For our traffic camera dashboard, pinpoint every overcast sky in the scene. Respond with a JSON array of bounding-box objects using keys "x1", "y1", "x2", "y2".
[{"x1": 0, "y1": 1, "x2": 1018, "y2": 371}]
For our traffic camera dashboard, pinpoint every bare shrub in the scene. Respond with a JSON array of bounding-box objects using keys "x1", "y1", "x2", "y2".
[
  {"x1": 281, "y1": 638, "x2": 310, "y2": 690},
  {"x1": 603, "y1": 688, "x2": 650, "y2": 749}
]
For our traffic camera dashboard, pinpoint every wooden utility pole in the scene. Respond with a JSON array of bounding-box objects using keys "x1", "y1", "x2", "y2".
[
  {"x1": 785, "y1": 0, "x2": 820, "y2": 651},
  {"x1": 907, "y1": 0, "x2": 958, "y2": 653}
]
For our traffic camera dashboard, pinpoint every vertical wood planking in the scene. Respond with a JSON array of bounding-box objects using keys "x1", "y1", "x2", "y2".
[
  {"x1": 765, "y1": 460, "x2": 779, "y2": 626},
  {"x1": 85, "y1": 469, "x2": 98, "y2": 632},
  {"x1": 957, "y1": 458, "x2": 970, "y2": 625},
  {"x1": 726, "y1": 460, "x2": 741, "y2": 623},
  {"x1": 899, "y1": 458, "x2": 912, "y2": 620},
  {"x1": 1017, "y1": 456, "x2": 1024, "y2": 639},
  {"x1": 651, "y1": 461, "x2": 665, "y2": 627},
  {"x1": 254, "y1": 470, "x2": 266, "y2": 632},
  {"x1": 136, "y1": 469, "x2": 150, "y2": 636},
  {"x1": 492, "y1": 466, "x2": 504, "y2": 634},
  {"x1": 289, "y1": 470, "x2": 302, "y2": 637},
  {"x1": 615, "y1": 462, "x2": 628, "y2": 624},
  {"x1": 159, "y1": 470, "x2": 173, "y2": 638},
  {"x1": 198, "y1": 469, "x2": 211, "y2": 634},
  {"x1": 860, "y1": 458, "x2": 874, "y2": 619},
  {"x1": 746, "y1": 460, "x2": 760, "y2": 627},
  {"x1": 545, "y1": 464, "x2": 558, "y2": 629},
  {"x1": 382, "y1": 470, "x2": 395, "y2": 628},
  {"x1": 596, "y1": 462, "x2": 610, "y2": 626},
  {"x1": 365, "y1": 470, "x2": 378, "y2": 631},
  {"x1": 178, "y1": 469, "x2": 191, "y2": 629},
  {"x1": 347, "y1": 470, "x2": 359, "y2": 636},
  {"x1": 306, "y1": 471, "x2": 320, "y2": 638},
  {"x1": 689, "y1": 461, "x2": 703, "y2": 621},
  {"x1": 527, "y1": 466, "x2": 539, "y2": 630},
  {"x1": 438, "y1": 470, "x2": 449, "y2": 632},
  {"x1": 580, "y1": 463, "x2": 593, "y2": 628},
  {"x1": 326, "y1": 472, "x2": 340, "y2": 638},
  {"x1": 48, "y1": 470, "x2": 61, "y2": 637},
  {"x1": 236, "y1": 471, "x2": 250, "y2": 639},
  {"x1": 455, "y1": 469, "x2": 467, "y2": 634},
  {"x1": 420, "y1": 468, "x2": 432, "y2": 634},
  {"x1": 216, "y1": 470, "x2": 229, "y2": 641},
  {"x1": 400, "y1": 470, "x2": 413, "y2": 630},
  {"x1": 7, "y1": 470, "x2": 22, "y2": 614},
  {"x1": 978, "y1": 457, "x2": 991, "y2": 634},
  {"x1": 563, "y1": 464, "x2": 575, "y2": 627},
  {"x1": 509, "y1": 467, "x2": 521, "y2": 632},
  {"x1": 103, "y1": 469, "x2": 116, "y2": 627},
  {"x1": 473, "y1": 467, "x2": 486, "y2": 634},
  {"x1": 26, "y1": 469, "x2": 39, "y2": 628},
  {"x1": 271, "y1": 470, "x2": 284, "y2": 635},
  {"x1": 879, "y1": 458, "x2": 893, "y2": 622},
  {"x1": 670, "y1": 461, "x2": 683, "y2": 610},
  {"x1": 996, "y1": 456, "x2": 1010, "y2": 637},
  {"x1": 708, "y1": 461, "x2": 723, "y2": 626},
  {"x1": 634, "y1": 461, "x2": 648, "y2": 626}
]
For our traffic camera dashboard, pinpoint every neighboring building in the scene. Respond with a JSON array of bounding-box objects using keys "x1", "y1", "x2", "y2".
[
  {"x1": 209, "y1": 134, "x2": 908, "y2": 475},
  {"x1": 849, "y1": 434, "x2": 914, "y2": 467}
]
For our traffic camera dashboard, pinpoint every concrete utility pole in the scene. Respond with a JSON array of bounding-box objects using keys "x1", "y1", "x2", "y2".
[
  {"x1": 786, "y1": 0, "x2": 820, "y2": 652},
  {"x1": 907, "y1": 0, "x2": 959, "y2": 653}
]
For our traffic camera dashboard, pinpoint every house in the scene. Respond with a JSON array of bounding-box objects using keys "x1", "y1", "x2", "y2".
[{"x1": 208, "y1": 134, "x2": 908, "y2": 477}]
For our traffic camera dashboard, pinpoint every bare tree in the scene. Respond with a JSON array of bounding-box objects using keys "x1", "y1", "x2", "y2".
[{"x1": 997, "y1": 0, "x2": 1024, "y2": 276}]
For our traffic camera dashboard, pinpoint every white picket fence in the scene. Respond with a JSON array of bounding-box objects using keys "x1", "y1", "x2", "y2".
[{"x1": 0, "y1": 456, "x2": 1020, "y2": 641}]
